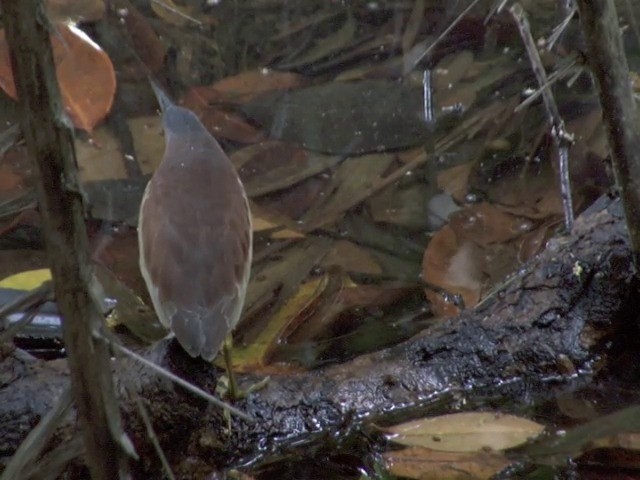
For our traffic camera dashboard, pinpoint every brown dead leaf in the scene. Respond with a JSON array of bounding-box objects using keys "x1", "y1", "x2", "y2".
[
  {"x1": 337, "y1": 283, "x2": 415, "y2": 310},
  {"x1": 321, "y1": 240, "x2": 383, "y2": 275},
  {"x1": 422, "y1": 225, "x2": 483, "y2": 317},
  {"x1": 199, "y1": 69, "x2": 307, "y2": 105},
  {"x1": 0, "y1": 23, "x2": 116, "y2": 132},
  {"x1": 0, "y1": 165, "x2": 22, "y2": 192},
  {"x1": 232, "y1": 141, "x2": 343, "y2": 198},
  {"x1": 517, "y1": 218, "x2": 560, "y2": 263},
  {"x1": 437, "y1": 162, "x2": 473, "y2": 203},
  {"x1": 249, "y1": 201, "x2": 304, "y2": 239},
  {"x1": 118, "y1": 1, "x2": 167, "y2": 75},
  {"x1": 181, "y1": 88, "x2": 265, "y2": 143},
  {"x1": 449, "y1": 202, "x2": 534, "y2": 247},
  {"x1": 383, "y1": 447, "x2": 512, "y2": 480},
  {"x1": 259, "y1": 175, "x2": 329, "y2": 221}
]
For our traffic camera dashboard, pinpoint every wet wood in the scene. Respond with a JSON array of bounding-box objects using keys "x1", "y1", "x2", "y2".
[{"x1": 0, "y1": 194, "x2": 635, "y2": 478}]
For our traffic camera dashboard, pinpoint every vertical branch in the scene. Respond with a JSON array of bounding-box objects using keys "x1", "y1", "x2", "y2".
[
  {"x1": 575, "y1": 0, "x2": 640, "y2": 269},
  {"x1": 1, "y1": 1, "x2": 131, "y2": 478}
]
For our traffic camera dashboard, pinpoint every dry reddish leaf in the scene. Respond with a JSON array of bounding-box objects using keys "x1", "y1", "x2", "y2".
[
  {"x1": 119, "y1": 1, "x2": 167, "y2": 75},
  {"x1": 437, "y1": 162, "x2": 473, "y2": 203},
  {"x1": 0, "y1": 209, "x2": 40, "y2": 239},
  {"x1": 337, "y1": 283, "x2": 414, "y2": 310},
  {"x1": 0, "y1": 165, "x2": 22, "y2": 191},
  {"x1": 197, "y1": 69, "x2": 307, "y2": 105},
  {"x1": 0, "y1": 23, "x2": 116, "y2": 132},
  {"x1": 517, "y1": 218, "x2": 560, "y2": 263},
  {"x1": 234, "y1": 141, "x2": 308, "y2": 189},
  {"x1": 260, "y1": 175, "x2": 329, "y2": 220},
  {"x1": 181, "y1": 88, "x2": 265, "y2": 143},
  {"x1": 422, "y1": 225, "x2": 483, "y2": 317},
  {"x1": 449, "y1": 202, "x2": 534, "y2": 247},
  {"x1": 321, "y1": 240, "x2": 383, "y2": 275}
]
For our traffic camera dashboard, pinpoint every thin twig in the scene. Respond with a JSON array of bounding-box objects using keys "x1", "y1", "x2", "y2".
[
  {"x1": 405, "y1": 0, "x2": 483, "y2": 73},
  {"x1": 510, "y1": 3, "x2": 575, "y2": 231}
]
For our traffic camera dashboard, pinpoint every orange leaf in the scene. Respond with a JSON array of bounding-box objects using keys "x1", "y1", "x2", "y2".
[{"x1": 0, "y1": 23, "x2": 116, "y2": 132}]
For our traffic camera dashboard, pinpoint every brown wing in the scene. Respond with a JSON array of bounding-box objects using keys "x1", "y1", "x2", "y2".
[{"x1": 139, "y1": 153, "x2": 251, "y2": 361}]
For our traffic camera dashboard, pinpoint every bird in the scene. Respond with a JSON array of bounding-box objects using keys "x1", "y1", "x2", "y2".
[{"x1": 138, "y1": 81, "x2": 252, "y2": 390}]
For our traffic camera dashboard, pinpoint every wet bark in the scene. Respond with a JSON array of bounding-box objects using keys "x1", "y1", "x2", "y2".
[{"x1": 0, "y1": 194, "x2": 636, "y2": 478}]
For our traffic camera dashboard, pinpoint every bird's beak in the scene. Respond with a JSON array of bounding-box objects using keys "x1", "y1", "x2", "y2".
[{"x1": 150, "y1": 79, "x2": 174, "y2": 114}]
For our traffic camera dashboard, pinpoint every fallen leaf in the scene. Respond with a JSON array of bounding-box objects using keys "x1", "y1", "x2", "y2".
[
  {"x1": 385, "y1": 412, "x2": 545, "y2": 452},
  {"x1": 181, "y1": 88, "x2": 265, "y2": 143},
  {"x1": 233, "y1": 141, "x2": 344, "y2": 197},
  {"x1": 118, "y1": 1, "x2": 167, "y2": 75},
  {"x1": 0, "y1": 268, "x2": 51, "y2": 290},
  {"x1": 226, "y1": 275, "x2": 328, "y2": 372},
  {"x1": 300, "y1": 152, "x2": 396, "y2": 230},
  {"x1": 422, "y1": 225, "x2": 483, "y2": 316},
  {"x1": 196, "y1": 69, "x2": 307, "y2": 105},
  {"x1": 0, "y1": 23, "x2": 116, "y2": 132},
  {"x1": 449, "y1": 202, "x2": 534, "y2": 247},
  {"x1": 383, "y1": 446, "x2": 512, "y2": 480},
  {"x1": 242, "y1": 80, "x2": 427, "y2": 154},
  {"x1": 0, "y1": 165, "x2": 22, "y2": 191},
  {"x1": 321, "y1": 240, "x2": 383, "y2": 275},
  {"x1": 437, "y1": 162, "x2": 473, "y2": 204}
]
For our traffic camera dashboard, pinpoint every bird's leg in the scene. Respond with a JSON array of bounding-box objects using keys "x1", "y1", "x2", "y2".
[
  {"x1": 222, "y1": 335, "x2": 269, "y2": 401},
  {"x1": 222, "y1": 336, "x2": 240, "y2": 400}
]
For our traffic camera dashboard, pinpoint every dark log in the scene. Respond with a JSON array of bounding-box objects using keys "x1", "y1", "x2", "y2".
[{"x1": 0, "y1": 194, "x2": 635, "y2": 478}]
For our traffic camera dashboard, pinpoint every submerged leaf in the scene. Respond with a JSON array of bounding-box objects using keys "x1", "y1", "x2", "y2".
[
  {"x1": 386, "y1": 412, "x2": 545, "y2": 452},
  {"x1": 243, "y1": 80, "x2": 428, "y2": 154}
]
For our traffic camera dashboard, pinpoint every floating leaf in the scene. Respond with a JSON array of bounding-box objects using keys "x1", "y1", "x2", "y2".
[
  {"x1": 386, "y1": 412, "x2": 545, "y2": 452},
  {"x1": 0, "y1": 23, "x2": 116, "y2": 132}
]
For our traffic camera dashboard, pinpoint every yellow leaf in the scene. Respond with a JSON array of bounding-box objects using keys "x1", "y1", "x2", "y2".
[
  {"x1": 222, "y1": 275, "x2": 327, "y2": 372},
  {"x1": 0, "y1": 269, "x2": 51, "y2": 290}
]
